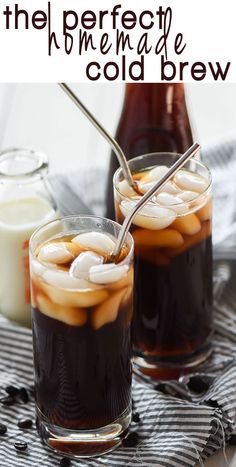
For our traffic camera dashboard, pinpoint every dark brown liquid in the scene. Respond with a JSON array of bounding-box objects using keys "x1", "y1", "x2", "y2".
[
  {"x1": 115, "y1": 184, "x2": 213, "y2": 368},
  {"x1": 106, "y1": 83, "x2": 193, "y2": 219},
  {"x1": 132, "y1": 225, "x2": 213, "y2": 361},
  {"x1": 32, "y1": 299, "x2": 132, "y2": 430}
]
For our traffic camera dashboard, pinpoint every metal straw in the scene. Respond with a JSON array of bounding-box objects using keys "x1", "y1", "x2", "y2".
[
  {"x1": 111, "y1": 142, "x2": 201, "y2": 260},
  {"x1": 59, "y1": 83, "x2": 135, "y2": 189}
]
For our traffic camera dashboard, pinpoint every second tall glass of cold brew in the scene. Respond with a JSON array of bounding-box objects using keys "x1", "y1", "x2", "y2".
[{"x1": 114, "y1": 153, "x2": 212, "y2": 378}]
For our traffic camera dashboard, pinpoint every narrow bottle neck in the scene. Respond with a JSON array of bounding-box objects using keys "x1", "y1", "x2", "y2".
[
  {"x1": 120, "y1": 84, "x2": 190, "y2": 134},
  {"x1": 124, "y1": 83, "x2": 187, "y2": 109}
]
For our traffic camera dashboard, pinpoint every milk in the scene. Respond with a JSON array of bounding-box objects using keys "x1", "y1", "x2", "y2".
[{"x1": 0, "y1": 196, "x2": 58, "y2": 326}]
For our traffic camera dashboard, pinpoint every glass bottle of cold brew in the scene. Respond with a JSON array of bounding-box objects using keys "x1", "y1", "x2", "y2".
[{"x1": 105, "y1": 83, "x2": 194, "y2": 219}]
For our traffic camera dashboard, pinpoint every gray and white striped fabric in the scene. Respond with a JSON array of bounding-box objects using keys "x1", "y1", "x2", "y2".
[{"x1": 1, "y1": 140, "x2": 236, "y2": 467}]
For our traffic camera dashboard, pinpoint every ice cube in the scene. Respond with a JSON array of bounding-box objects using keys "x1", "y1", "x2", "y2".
[
  {"x1": 118, "y1": 179, "x2": 137, "y2": 197},
  {"x1": 132, "y1": 228, "x2": 184, "y2": 248},
  {"x1": 91, "y1": 288, "x2": 126, "y2": 330},
  {"x1": 30, "y1": 279, "x2": 37, "y2": 308},
  {"x1": 122, "y1": 286, "x2": 133, "y2": 327},
  {"x1": 59, "y1": 306, "x2": 87, "y2": 327},
  {"x1": 138, "y1": 180, "x2": 181, "y2": 196},
  {"x1": 108, "y1": 268, "x2": 133, "y2": 291},
  {"x1": 196, "y1": 198, "x2": 212, "y2": 221},
  {"x1": 43, "y1": 269, "x2": 92, "y2": 290},
  {"x1": 121, "y1": 285, "x2": 133, "y2": 307},
  {"x1": 72, "y1": 231, "x2": 115, "y2": 256},
  {"x1": 142, "y1": 165, "x2": 169, "y2": 183},
  {"x1": 69, "y1": 251, "x2": 103, "y2": 279},
  {"x1": 174, "y1": 170, "x2": 209, "y2": 193},
  {"x1": 120, "y1": 200, "x2": 176, "y2": 230},
  {"x1": 178, "y1": 190, "x2": 198, "y2": 202},
  {"x1": 89, "y1": 263, "x2": 129, "y2": 285},
  {"x1": 41, "y1": 279, "x2": 108, "y2": 308},
  {"x1": 140, "y1": 166, "x2": 181, "y2": 195},
  {"x1": 38, "y1": 242, "x2": 77, "y2": 264},
  {"x1": 172, "y1": 213, "x2": 201, "y2": 235},
  {"x1": 36, "y1": 294, "x2": 87, "y2": 327},
  {"x1": 155, "y1": 192, "x2": 188, "y2": 214},
  {"x1": 138, "y1": 180, "x2": 158, "y2": 193},
  {"x1": 159, "y1": 181, "x2": 181, "y2": 195},
  {"x1": 31, "y1": 259, "x2": 47, "y2": 277},
  {"x1": 36, "y1": 293, "x2": 60, "y2": 319},
  {"x1": 166, "y1": 221, "x2": 211, "y2": 258}
]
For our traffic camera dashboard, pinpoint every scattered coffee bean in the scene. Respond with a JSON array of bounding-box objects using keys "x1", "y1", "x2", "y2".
[
  {"x1": 14, "y1": 441, "x2": 28, "y2": 452},
  {"x1": 17, "y1": 419, "x2": 33, "y2": 429},
  {"x1": 0, "y1": 423, "x2": 7, "y2": 435},
  {"x1": 19, "y1": 388, "x2": 29, "y2": 403},
  {"x1": 207, "y1": 400, "x2": 219, "y2": 409},
  {"x1": 0, "y1": 396, "x2": 15, "y2": 406},
  {"x1": 187, "y1": 376, "x2": 210, "y2": 394},
  {"x1": 228, "y1": 434, "x2": 236, "y2": 445},
  {"x1": 154, "y1": 383, "x2": 166, "y2": 393},
  {"x1": 60, "y1": 457, "x2": 71, "y2": 467},
  {"x1": 122, "y1": 432, "x2": 139, "y2": 447},
  {"x1": 5, "y1": 385, "x2": 19, "y2": 397},
  {"x1": 132, "y1": 412, "x2": 141, "y2": 423}
]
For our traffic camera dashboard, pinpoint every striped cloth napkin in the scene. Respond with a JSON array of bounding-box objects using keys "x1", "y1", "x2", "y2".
[{"x1": 0, "y1": 140, "x2": 236, "y2": 467}]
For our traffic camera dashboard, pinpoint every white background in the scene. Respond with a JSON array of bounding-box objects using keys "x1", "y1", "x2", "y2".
[{"x1": 0, "y1": 83, "x2": 235, "y2": 175}]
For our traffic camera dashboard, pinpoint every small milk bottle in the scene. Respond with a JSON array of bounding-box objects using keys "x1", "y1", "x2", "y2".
[{"x1": 0, "y1": 148, "x2": 58, "y2": 327}]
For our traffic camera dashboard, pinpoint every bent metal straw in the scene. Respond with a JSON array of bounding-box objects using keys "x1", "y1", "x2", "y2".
[{"x1": 59, "y1": 82, "x2": 137, "y2": 190}]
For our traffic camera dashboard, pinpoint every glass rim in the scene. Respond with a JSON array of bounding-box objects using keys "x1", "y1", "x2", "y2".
[
  {"x1": 113, "y1": 152, "x2": 212, "y2": 208},
  {"x1": 0, "y1": 147, "x2": 48, "y2": 179},
  {"x1": 30, "y1": 214, "x2": 134, "y2": 265}
]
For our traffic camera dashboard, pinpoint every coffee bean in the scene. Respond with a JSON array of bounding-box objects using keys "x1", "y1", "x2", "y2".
[
  {"x1": 122, "y1": 432, "x2": 139, "y2": 447},
  {"x1": 0, "y1": 423, "x2": 7, "y2": 435},
  {"x1": 17, "y1": 419, "x2": 33, "y2": 429},
  {"x1": 154, "y1": 383, "x2": 166, "y2": 393},
  {"x1": 14, "y1": 441, "x2": 28, "y2": 451},
  {"x1": 132, "y1": 412, "x2": 141, "y2": 423},
  {"x1": 187, "y1": 376, "x2": 210, "y2": 393},
  {"x1": 5, "y1": 385, "x2": 19, "y2": 397},
  {"x1": 60, "y1": 457, "x2": 71, "y2": 467},
  {"x1": 207, "y1": 400, "x2": 219, "y2": 409},
  {"x1": 19, "y1": 388, "x2": 29, "y2": 403},
  {"x1": 229, "y1": 433, "x2": 236, "y2": 445},
  {"x1": 0, "y1": 396, "x2": 15, "y2": 406}
]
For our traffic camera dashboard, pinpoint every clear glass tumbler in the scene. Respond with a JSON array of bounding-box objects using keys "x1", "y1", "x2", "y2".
[
  {"x1": 30, "y1": 215, "x2": 134, "y2": 458},
  {"x1": 114, "y1": 153, "x2": 212, "y2": 379}
]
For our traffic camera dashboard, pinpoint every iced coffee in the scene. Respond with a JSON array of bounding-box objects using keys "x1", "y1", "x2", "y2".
[
  {"x1": 30, "y1": 216, "x2": 134, "y2": 458},
  {"x1": 114, "y1": 153, "x2": 212, "y2": 376}
]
